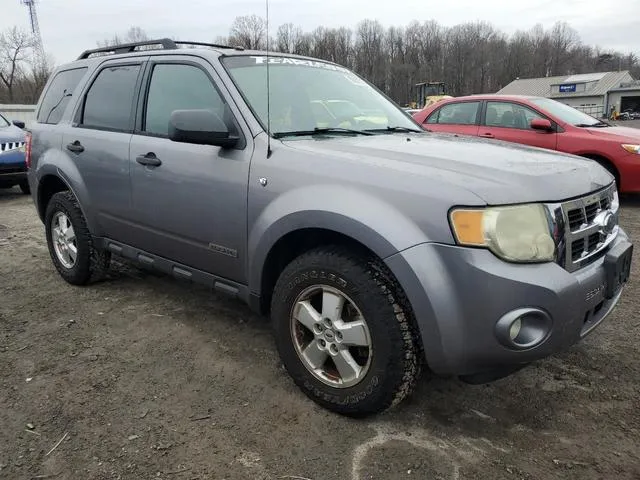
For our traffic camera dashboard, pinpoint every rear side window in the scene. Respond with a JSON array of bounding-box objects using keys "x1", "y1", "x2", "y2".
[
  {"x1": 81, "y1": 64, "x2": 141, "y2": 131},
  {"x1": 426, "y1": 101, "x2": 480, "y2": 125},
  {"x1": 143, "y1": 63, "x2": 225, "y2": 137},
  {"x1": 37, "y1": 67, "x2": 87, "y2": 124}
]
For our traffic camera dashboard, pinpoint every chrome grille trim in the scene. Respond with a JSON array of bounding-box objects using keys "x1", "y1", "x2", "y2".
[
  {"x1": 0, "y1": 141, "x2": 25, "y2": 154},
  {"x1": 553, "y1": 184, "x2": 619, "y2": 273}
]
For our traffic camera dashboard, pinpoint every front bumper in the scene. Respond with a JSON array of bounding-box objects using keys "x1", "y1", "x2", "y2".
[
  {"x1": 0, "y1": 151, "x2": 27, "y2": 185},
  {"x1": 385, "y1": 228, "x2": 632, "y2": 377}
]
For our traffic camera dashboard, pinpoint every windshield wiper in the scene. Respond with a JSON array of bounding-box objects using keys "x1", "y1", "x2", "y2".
[
  {"x1": 575, "y1": 121, "x2": 610, "y2": 128},
  {"x1": 363, "y1": 126, "x2": 424, "y2": 134},
  {"x1": 272, "y1": 127, "x2": 374, "y2": 138}
]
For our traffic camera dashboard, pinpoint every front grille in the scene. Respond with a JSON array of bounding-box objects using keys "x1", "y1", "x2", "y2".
[
  {"x1": 0, "y1": 141, "x2": 25, "y2": 154},
  {"x1": 559, "y1": 184, "x2": 618, "y2": 272}
]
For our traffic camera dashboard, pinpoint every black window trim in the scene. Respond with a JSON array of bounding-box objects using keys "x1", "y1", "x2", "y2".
[
  {"x1": 36, "y1": 66, "x2": 89, "y2": 125},
  {"x1": 73, "y1": 59, "x2": 147, "y2": 134},
  {"x1": 482, "y1": 100, "x2": 562, "y2": 132},
  {"x1": 134, "y1": 57, "x2": 246, "y2": 150},
  {"x1": 425, "y1": 100, "x2": 482, "y2": 126}
]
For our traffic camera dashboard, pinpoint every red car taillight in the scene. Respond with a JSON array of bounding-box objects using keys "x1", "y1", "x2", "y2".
[{"x1": 24, "y1": 131, "x2": 32, "y2": 169}]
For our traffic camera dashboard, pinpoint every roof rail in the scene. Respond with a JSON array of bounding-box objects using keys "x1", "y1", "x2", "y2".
[
  {"x1": 173, "y1": 41, "x2": 244, "y2": 51},
  {"x1": 77, "y1": 38, "x2": 245, "y2": 60},
  {"x1": 77, "y1": 38, "x2": 178, "y2": 59}
]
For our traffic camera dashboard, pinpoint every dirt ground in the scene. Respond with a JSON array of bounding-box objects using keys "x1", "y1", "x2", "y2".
[{"x1": 1, "y1": 189, "x2": 639, "y2": 480}]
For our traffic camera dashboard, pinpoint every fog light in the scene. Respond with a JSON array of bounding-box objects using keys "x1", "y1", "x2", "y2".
[
  {"x1": 509, "y1": 318, "x2": 522, "y2": 341},
  {"x1": 495, "y1": 307, "x2": 552, "y2": 350}
]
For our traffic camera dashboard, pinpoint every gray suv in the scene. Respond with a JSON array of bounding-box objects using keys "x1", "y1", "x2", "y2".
[{"x1": 26, "y1": 39, "x2": 633, "y2": 416}]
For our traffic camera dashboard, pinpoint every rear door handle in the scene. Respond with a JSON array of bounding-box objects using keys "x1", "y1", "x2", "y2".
[
  {"x1": 479, "y1": 132, "x2": 495, "y2": 138},
  {"x1": 136, "y1": 152, "x2": 162, "y2": 167},
  {"x1": 66, "y1": 141, "x2": 84, "y2": 153}
]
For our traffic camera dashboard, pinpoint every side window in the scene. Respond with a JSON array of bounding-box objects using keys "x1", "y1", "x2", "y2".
[
  {"x1": 81, "y1": 64, "x2": 141, "y2": 131},
  {"x1": 144, "y1": 63, "x2": 226, "y2": 137},
  {"x1": 485, "y1": 102, "x2": 545, "y2": 130},
  {"x1": 37, "y1": 67, "x2": 87, "y2": 124},
  {"x1": 426, "y1": 102, "x2": 480, "y2": 125}
]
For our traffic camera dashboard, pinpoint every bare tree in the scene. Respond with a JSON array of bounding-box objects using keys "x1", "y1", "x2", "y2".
[
  {"x1": 229, "y1": 15, "x2": 266, "y2": 50},
  {"x1": 276, "y1": 23, "x2": 302, "y2": 53},
  {"x1": 98, "y1": 26, "x2": 150, "y2": 47},
  {"x1": 549, "y1": 21, "x2": 580, "y2": 75},
  {"x1": 354, "y1": 19, "x2": 386, "y2": 89},
  {"x1": 0, "y1": 27, "x2": 33, "y2": 103}
]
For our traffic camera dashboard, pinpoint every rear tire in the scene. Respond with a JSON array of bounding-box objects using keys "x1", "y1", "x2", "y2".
[
  {"x1": 271, "y1": 246, "x2": 422, "y2": 417},
  {"x1": 19, "y1": 180, "x2": 30, "y2": 195},
  {"x1": 44, "y1": 191, "x2": 110, "y2": 285}
]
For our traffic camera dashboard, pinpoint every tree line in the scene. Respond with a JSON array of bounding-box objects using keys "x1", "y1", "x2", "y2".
[
  {"x1": 1, "y1": 18, "x2": 638, "y2": 106},
  {"x1": 222, "y1": 16, "x2": 639, "y2": 105}
]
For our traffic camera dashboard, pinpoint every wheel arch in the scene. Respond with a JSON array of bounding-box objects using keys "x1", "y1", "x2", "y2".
[
  {"x1": 579, "y1": 152, "x2": 620, "y2": 187},
  {"x1": 248, "y1": 187, "x2": 431, "y2": 308},
  {"x1": 249, "y1": 205, "x2": 426, "y2": 313},
  {"x1": 34, "y1": 154, "x2": 100, "y2": 234},
  {"x1": 255, "y1": 227, "x2": 386, "y2": 315},
  {"x1": 37, "y1": 174, "x2": 70, "y2": 221}
]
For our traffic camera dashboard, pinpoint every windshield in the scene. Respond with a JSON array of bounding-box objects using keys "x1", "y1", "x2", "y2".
[
  {"x1": 0, "y1": 113, "x2": 10, "y2": 127},
  {"x1": 221, "y1": 55, "x2": 420, "y2": 136},
  {"x1": 529, "y1": 98, "x2": 605, "y2": 126}
]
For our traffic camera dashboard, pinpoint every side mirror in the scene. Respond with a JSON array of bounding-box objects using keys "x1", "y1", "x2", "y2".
[
  {"x1": 530, "y1": 118, "x2": 553, "y2": 132},
  {"x1": 168, "y1": 109, "x2": 238, "y2": 148},
  {"x1": 12, "y1": 120, "x2": 25, "y2": 129}
]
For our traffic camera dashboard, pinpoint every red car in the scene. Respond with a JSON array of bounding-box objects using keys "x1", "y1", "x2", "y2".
[{"x1": 413, "y1": 95, "x2": 640, "y2": 193}]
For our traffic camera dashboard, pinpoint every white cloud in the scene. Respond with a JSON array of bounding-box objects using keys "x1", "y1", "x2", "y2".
[{"x1": 3, "y1": 0, "x2": 639, "y2": 64}]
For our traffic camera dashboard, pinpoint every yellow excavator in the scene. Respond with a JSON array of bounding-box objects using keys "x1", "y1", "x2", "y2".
[{"x1": 411, "y1": 81, "x2": 453, "y2": 109}]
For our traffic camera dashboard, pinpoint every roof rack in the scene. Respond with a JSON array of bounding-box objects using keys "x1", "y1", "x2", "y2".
[
  {"x1": 174, "y1": 40, "x2": 244, "y2": 51},
  {"x1": 77, "y1": 38, "x2": 244, "y2": 60}
]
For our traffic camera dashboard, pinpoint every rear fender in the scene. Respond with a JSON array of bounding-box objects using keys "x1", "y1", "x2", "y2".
[{"x1": 35, "y1": 149, "x2": 100, "y2": 234}]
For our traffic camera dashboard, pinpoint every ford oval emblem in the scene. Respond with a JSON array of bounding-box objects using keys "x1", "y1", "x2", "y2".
[{"x1": 602, "y1": 212, "x2": 615, "y2": 234}]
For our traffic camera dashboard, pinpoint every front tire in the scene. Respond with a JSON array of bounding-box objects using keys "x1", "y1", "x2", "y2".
[
  {"x1": 271, "y1": 246, "x2": 422, "y2": 417},
  {"x1": 44, "y1": 191, "x2": 110, "y2": 285}
]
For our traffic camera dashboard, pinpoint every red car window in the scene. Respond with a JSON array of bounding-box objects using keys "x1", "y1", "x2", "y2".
[
  {"x1": 426, "y1": 101, "x2": 480, "y2": 125},
  {"x1": 485, "y1": 101, "x2": 546, "y2": 130}
]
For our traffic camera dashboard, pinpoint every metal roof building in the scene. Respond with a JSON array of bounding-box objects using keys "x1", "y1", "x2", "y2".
[{"x1": 497, "y1": 71, "x2": 640, "y2": 118}]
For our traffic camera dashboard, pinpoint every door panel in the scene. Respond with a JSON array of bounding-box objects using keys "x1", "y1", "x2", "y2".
[
  {"x1": 129, "y1": 58, "x2": 251, "y2": 283},
  {"x1": 423, "y1": 101, "x2": 481, "y2": 137},
  {"x1": 480, "y1": 101, "x2": 557, "y2": 150},
  {"x1": 61, "y1": 61, "x2": 144, "y2": 241},
  {"x1": 62, "y1": 129, "x2": 132, "y2": 238}
]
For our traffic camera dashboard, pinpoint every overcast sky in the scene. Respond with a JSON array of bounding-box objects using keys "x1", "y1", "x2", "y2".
[{"x1": 3, "y1": 0, "x2": 639, "y2": 65}]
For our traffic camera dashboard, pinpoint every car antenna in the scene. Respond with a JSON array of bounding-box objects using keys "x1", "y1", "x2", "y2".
[{"x1": 265, "y1": 0, "x2": 272, "y2": 159}]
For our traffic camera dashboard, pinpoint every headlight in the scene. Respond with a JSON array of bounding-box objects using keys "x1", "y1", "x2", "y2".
[
  {"x1": 449, "y1": 203, "x2": 556, "y2": 262},
  {"x1": 622, "y1": 144, "x2": 640, "y2": 154}
]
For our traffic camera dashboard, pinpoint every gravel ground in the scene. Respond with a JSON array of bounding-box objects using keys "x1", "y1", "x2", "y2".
[{"x1": 1, "y1": 188, "x2": 639, "y2": 480}]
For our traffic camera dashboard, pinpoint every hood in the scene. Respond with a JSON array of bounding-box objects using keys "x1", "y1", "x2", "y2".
[
  {"x1": 0, "y1": 122, "x2": 26, "y2": 143},
  {"x1": 584, "y1": 125, "x2": 640, "y2": 143},
  {"x1": 282, "y1": 132, "x2": 612, "y2": 205}
]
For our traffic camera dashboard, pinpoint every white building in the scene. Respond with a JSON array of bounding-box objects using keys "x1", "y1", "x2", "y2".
[
  {"x1": 0, "y1": 104, "x2": 37, "y2": 126},
  {"x1": 497, "y1": 71, "x2": 640, "y2": 118}
]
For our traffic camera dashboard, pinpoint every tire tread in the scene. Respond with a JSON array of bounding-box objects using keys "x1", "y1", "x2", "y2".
[{"x1": 271, "y1": 244, "x2": 423, "y2": 416}]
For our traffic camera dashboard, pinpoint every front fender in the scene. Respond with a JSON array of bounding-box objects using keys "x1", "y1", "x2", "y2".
[
  {"x1": 34, "y1": 149, "x2": 100, "y2": 234},
  {"x1": 248, "y1": 184, "x2": 431, "y2": 294}
]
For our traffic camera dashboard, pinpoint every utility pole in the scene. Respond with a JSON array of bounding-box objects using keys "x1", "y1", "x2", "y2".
[{"x1": 20, "y1": 0, "x2": 46, "y2": 70}]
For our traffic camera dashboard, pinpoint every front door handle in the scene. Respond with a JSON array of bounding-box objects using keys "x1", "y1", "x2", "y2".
[
  {"x1": 479, "y1": 132, "x2": 495, "y2": 138},
  {"x1": 136, "y1": 152, "x2": 162, "y2": 167},
  {"x1": 66, "y1": 141, "x2": 84, "y2": 153}
]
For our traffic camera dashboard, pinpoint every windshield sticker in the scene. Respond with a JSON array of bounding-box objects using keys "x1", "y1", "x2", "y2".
[{"x1": 250, "y1": 56, "x2": 350, "y2": 72}]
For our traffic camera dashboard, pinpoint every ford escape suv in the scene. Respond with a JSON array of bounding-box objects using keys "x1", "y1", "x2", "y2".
[{"x1": 26, "y1": 39, "x2": 633, "y2": 416}]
